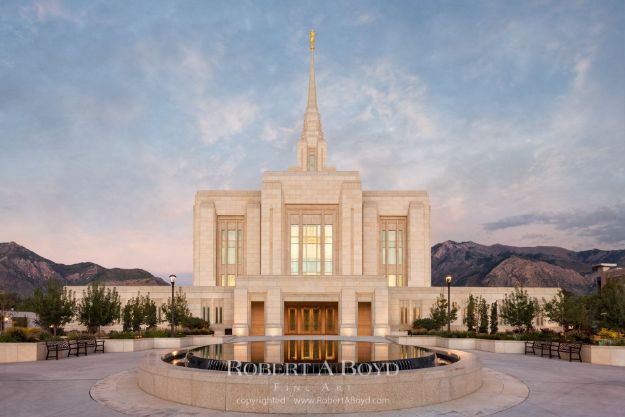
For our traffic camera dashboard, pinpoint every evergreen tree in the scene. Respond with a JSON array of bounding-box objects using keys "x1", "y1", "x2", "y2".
[
  {"x1": 478, "y1": 297, "x2": 489, "y2": 333},
  {"x1": 429, "y1": 293, "x2": 458, "y2": 331},
  {"x1": 463, "y1": 294, "x2": 477, "y2": 332},
  {"x1": 32, "y1": 279, "x2": 76, "y2": 335},
  {"x1": 594, "y1": 282, "x2": 625, "y2": 332},
  {"x1": 161, "y1": 288, "x2": 191, "y2": 328},
  {"x1": 77, "y1": 283, "x2": 121, "y2": 335},
  {"x1": 490, "y1": 302, "x2": 499, "y2": 334},
  {"x1": 500, "y1": 287, "x2": 539, "y2": 332}
]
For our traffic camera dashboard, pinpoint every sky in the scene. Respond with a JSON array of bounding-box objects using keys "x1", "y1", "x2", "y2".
[{"x1": 0, "y1": 0, "x2": 624, "y2": 284}]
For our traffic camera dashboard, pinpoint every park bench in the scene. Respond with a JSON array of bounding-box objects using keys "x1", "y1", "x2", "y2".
[
  {"x1": 524, "y1": 341, "x2": 552, "y2": 357},
  {"x1": 555, "y1": 342, "x2": 583, "y2": 362},
  {"x1": 45, "y1": 340, "x2": 80, "y2": 360},
  {"x1": 524, "y1": 340, "x2": 583, "y2": 362},
  {"x1": 75, "y1": 335, "x2": 105, "y2": 355}
]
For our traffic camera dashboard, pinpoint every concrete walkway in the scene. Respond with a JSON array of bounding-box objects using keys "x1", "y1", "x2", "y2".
[{"x1": 0, "y1": 349, "x2": 624, "y2": 417}]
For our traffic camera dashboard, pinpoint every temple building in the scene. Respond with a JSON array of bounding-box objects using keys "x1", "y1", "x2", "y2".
[{"x1": 66, "y1": 33, "x2": 558, "y2": 335}]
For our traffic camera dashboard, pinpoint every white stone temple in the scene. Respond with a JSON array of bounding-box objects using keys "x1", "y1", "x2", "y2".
[{"x1": 67, "y1": 33, "x2": 558, "y2": 335}]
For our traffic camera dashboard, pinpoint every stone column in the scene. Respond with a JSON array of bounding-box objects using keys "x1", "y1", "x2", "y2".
[
  {"x1": 246, "y1": 202, "x2": 261, "y2": 275},
  {"x1": 264, "y1": 288, "x2": 283, "y2": 336},
  {"x1": 340, "y1": 288, "x2": 357, "y2": 336},
  {"x1": 373, "y1": 287, "x2": 390, "y2": 336},
  {"x1": 232, "y1": 288, "x2": 249, "y2": 336},
  {"x1": 362, "y1": 201, "x2": 378, "y2": 275},
  {"x1": 408, "y1": 201, "x2": 431, "y2": 287},
  {"x1": 194, "y1": 200, "x2": 216, "y2": 286}
]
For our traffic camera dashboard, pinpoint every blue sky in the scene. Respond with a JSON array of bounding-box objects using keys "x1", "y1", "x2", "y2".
[{"x1": 1, "y1": 0, "x2": 623, "y2": 283}]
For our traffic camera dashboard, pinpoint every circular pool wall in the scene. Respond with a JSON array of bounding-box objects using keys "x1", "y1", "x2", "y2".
[{"x1": 138, "y1": 338, "x2": 482, "y2": 414}]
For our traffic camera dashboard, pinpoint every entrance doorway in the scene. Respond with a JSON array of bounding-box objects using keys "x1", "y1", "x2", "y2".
[
  {"x1": 357, "y1": 302, "x2": 373, "y2": 361},
  {"x1": 284, "y1": 302, "x2": 338, "y2": 335},
  {"x1": 250, "y1": 302, "x2": 265, "y2": 336}
]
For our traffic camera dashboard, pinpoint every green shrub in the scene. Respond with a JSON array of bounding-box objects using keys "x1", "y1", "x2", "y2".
[
  {"x1": 107, "y1": 331, "x2": 137, "y2": 339},
  {"x1": 412, "y1": 318, "x2": 438, "y2": 331},
  {"x1": 0, "y1": 327, "x2": 30, "y2": 342},
  {"x1": 181, "y1": 316, "x2": 210, "y2": 330},
  {"x1": 143, "y1": 328, "x2": 175, "y2": 338},
  {"x1": 182, "y1": 328, "x2": 214, "y2": 336}
]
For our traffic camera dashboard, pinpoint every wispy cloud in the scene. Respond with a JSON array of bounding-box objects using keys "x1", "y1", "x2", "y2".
[{"x1": 484, "y1": 205, "x2": 625, "y2": 245}]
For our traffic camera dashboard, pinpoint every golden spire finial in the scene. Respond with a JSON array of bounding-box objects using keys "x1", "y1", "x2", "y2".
[{"x1": 310, "y1": 30, "x2": 315, "y2": 50}]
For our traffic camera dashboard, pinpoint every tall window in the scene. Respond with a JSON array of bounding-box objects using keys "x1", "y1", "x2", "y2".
[
  {"x1": 307, "y1": 149, "x2": 317, "y2": 171},
  {"x1": 288, "y1": 207, "x2": 336, "y2": 275},
  {"x1": 217, "y1": 217, "x2": 244, "y2": 286},
  {"x1": 400, "y1": 300, "x2": 409, "y2": 325},
  {"x1": 380, "y1": 217, "x2": 406, "y2": 287}
]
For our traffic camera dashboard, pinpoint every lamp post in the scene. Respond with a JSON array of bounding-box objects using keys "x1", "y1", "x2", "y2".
[
  {"x1": 169, "y1": 274, "x2": 177, "y2": 337},
  {"x1": 445, "y1": 275, "x2": 453, "y2": 332}
]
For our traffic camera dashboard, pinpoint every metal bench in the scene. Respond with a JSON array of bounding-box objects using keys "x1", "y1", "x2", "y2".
[
  {"x1": 556, "y1": 342, "x2": 582, "y2": 362},
  {"x1": 45, "y1": 340, "x2": 80, "y2": 360},
  {"x1": 75, "y1": 335, "x2": 105, "y2": 355}
]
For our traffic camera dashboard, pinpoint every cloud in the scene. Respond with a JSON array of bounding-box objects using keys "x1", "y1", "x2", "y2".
[
  {"x1": 20, "y1": 0, "x2": 85, "y2": 25},
  {"x1": 196, "y1": 96, "x2": 259, "y2": 144},
  {"x1": 483, "y1": 205, "x2": 625, "y2": 245}
]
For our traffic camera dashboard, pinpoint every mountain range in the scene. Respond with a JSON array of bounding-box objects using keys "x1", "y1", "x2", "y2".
[
  {"x1": 2, "y1": 240, "x2": 624, "y2": 297},
  {"x1": 0, "y1": 242, "x2": 167, "y2": 296},
  {"x1": 432, "y1": 240, "x2": 625, "y2": 294}
]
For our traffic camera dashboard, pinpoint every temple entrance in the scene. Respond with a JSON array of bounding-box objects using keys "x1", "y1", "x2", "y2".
[
  {"x1": 284, "y1": 302, "x2": 338, "y2": 335},
  {"x1": 250, "y1": 302, "x2": 265, "y2": 336},
  {"x1": 357, "y1": 302, "x2": 373, "y2": 361}
]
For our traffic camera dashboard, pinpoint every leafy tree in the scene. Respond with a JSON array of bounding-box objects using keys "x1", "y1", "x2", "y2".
[
  {"x1": 122, "y1": 293, "x2": 158, "y2": 332},
  {"x1": 478, "y1": 297, "x2": 489, "y2": 333},
  {"x1": 31, "y1": 279, "x2": 76, "y2": 336},
  {"x1": 594, "y1": 282, "x2": 625, "y2": 332},
  {"x1": 122, "y1": 294, "x2": 143, "y2": 332},
  {"x1": 429, "y1": 293, "x2": 458, "y2": 331},
  {"x1": 161, "y1": 288, "x2": 191, "y2": 328},
  {"x1": 543, "y1": 290, "x2": 588, "y2": 333},
  {"x1": 463, "y1": 294, "x2": 477, "y2": 332},
  {"x1": 77, "y1": 283, "x2": 121, "y2": 335},
  {"x1": 142, "y1": 294, "x2": 158, "y2": 329},
  {"x1": 490, "y1": 302, "x2": 499, "y2": 334},
  {"x1": 500, "y1": 287, "x2": 539, "y2": 332}
]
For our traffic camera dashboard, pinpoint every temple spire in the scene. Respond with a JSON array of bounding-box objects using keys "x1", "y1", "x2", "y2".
[
  {"x1": 296, "y1": 30, "x2": 328, "y2": 172},
  {"x1": 307, "y1": 31, "x2": 318, "y2": 111}
]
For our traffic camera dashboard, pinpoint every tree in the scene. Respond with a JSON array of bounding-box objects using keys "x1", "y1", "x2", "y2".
[
  {"x1": 463, "y1": 294, "x2": 477, "y2": 332},
  {"x1": 490, "y1": 302, "x2": 499, "y2": 334},
  {"x1": 77, "y1": 283, "x2": 121, "y2": 335},
  {"x1": 161, "y1": 288, "x2": 191, "y2": 328},
  {"x1": 543, "y1": 290, "x2": 588, "y2": 333},
  {"x1": 122, "y1": 293, "x2": 158, "y2": 332},
  {"x1": 478, "y1": 297, "x2": 489, "y2": 333},
  {"x1": 594, "y1": 282, "x2": 625, "y2": 332},
  {"x1": 122, "y1": 294, "x2": 143, "y2": 332},
  {"x1": 142, "y1": 294, "x2": 158, "y2": 329},
  {"x1": 500, "y1": 287, "x2": 539, "y2": 332},
  {"x1": 31, "y1": 279, "x2": 76, "y2": 335},
  {"x1": 429, "y1": 293, "x2": 458, "y2": 331}
]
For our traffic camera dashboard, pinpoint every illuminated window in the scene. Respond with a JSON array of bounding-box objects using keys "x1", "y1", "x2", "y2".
[
  {"x1": 380, "y1": 217, "x2": 407, "y2": 287},
  {"x1": 217, "y1": 217, "x2": 244, "y2": 286},
  {"x1": 288, "y1": 207, "x2": 337, "y2": 275},
  {"x1": 400, "y1": 300, "x2": 409, "y2": 325}
]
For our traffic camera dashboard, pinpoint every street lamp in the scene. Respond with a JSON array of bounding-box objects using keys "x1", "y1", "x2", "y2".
[
  {"x1": 169, "y1": 274, "x2": 177, "y2": 337},
  {"x1": 445, "y1": 275, "x2": 453, "y2": 332}
]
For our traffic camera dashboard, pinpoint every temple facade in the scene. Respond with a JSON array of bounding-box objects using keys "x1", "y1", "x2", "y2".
[{"x1": 66, "y1": 34, "x2": 559, "y2": 335}]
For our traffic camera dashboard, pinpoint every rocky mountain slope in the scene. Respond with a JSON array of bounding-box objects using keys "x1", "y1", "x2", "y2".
[
  {"x1": 432, "y1": 241, "x2": 625, "y2": 294},
  {"x1": 0, "y1": 242, "x2": 167, "y2": 296}
]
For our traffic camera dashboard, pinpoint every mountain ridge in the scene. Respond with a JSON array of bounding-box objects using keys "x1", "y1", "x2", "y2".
[
  {"x1": 0, "y1": 241, "x2": 168, "y2": 296},
  {"x1": 432, "y1": 240, "x2": 625, "y2": 294}
]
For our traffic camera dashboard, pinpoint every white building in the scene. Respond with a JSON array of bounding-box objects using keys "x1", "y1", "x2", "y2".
[{"x1": 67, "y1": 33, "x2": 558, "y2": 335}]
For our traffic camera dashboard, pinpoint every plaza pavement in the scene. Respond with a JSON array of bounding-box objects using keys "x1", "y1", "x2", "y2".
[{"x1": 0, "y1": 348, "x2": 624, "y2": 417}]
